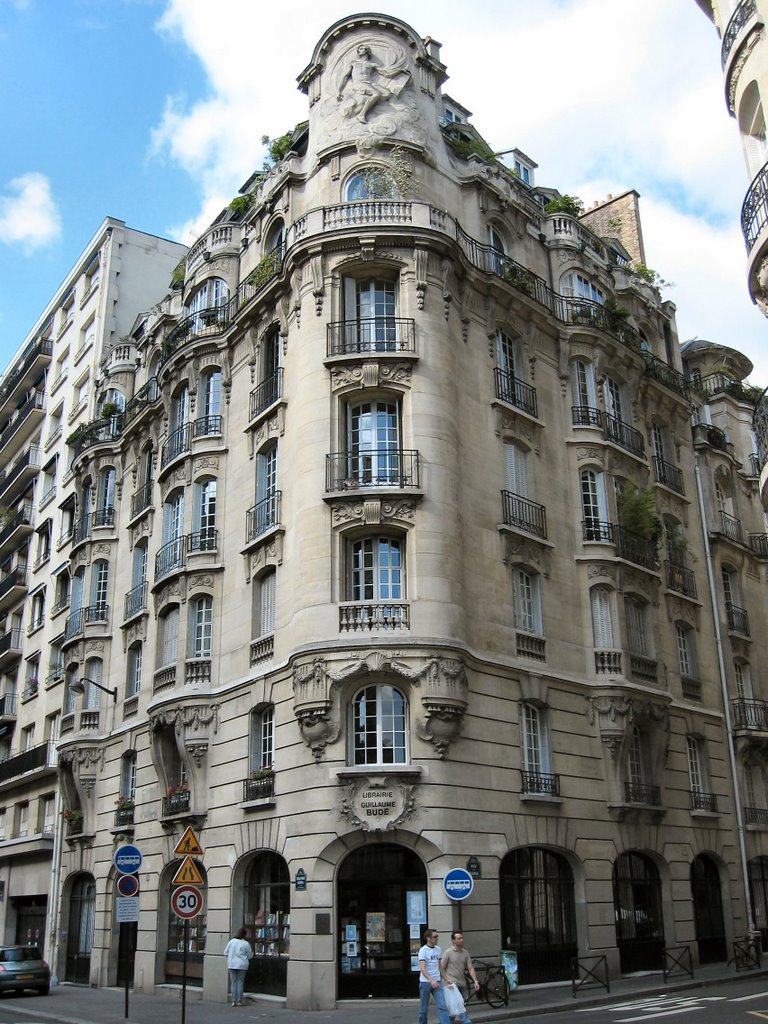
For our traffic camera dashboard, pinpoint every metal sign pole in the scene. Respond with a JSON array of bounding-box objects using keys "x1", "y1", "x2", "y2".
[
  {"x1": 181, "y1": 918, "x2": 188, "y2": 1024},
  {"x1": 123, "y1": 921, "x2": 129, "y2": 1019}
]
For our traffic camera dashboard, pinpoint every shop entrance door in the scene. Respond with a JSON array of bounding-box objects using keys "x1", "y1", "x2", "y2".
[{"x1": 337, "y1": 843, "x2": 426, "y2": 998}]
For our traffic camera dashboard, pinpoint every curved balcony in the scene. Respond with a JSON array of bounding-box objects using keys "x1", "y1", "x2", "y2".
[
  {"x1": 326, "y1": 317, "x2": 416, "y2": 357},
  {"x1": 122, "y1": 377, "x2": 161, "y2": 432},
  {"x1": 325, "y1": 450, "x2": 420, "y2": 492},
  {"x1": 154, "y1": 531, "x2": 220, "y2": 583},
  {"x1": 722, "y1": 0, "x2": 758, "y2": 68},
  {"x1": 640, "y1": 351, "x2": 691, "y2": 402},
  {"x1": 732, "y1": 698, "x2": 768, "y2": 732},
  {"x1": 68, "y1": 414, "x2": 123, "y2": 457},
  {"x1": 741, "y1": 161, "x2": 768, "y2": 304},
  {"x1": 62, "y1": 604, "x2": 109, "y2": 644},
  {"x1": 160, "y1": 416, "x2": 222, "y2": 471}
]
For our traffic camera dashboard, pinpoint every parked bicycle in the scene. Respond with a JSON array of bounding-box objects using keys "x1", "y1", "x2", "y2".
[{"x1": 463, "y1": 959, "x2": 510, "y2": 1008}]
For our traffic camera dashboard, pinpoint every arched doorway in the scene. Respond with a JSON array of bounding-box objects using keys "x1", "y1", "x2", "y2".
[
  {"x1": 499, "y1": 847, "x2": 578, "y2": 984},
  {"x1": 690, "y1": 855, "x2": 727, "y2": 964},
  {"x1": 237, "y1": 852, "x2": 290, "y2": 997},
  {"x1": 612, "y1": 852, "x2": 664, "y2": 973},
  {"x1": 65, "y1": 874, "x2": 96, "y2": 983},
  {"x1": 337, "y1": 843, "x2": 426, "y2": 998},
  {"x1": 748, "y1": 856, "x2": 768, "y2": 950}
]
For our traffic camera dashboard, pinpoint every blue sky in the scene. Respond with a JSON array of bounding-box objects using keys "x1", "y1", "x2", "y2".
[{"x1": 1, "y1": 0, "x2": 766, "y2": 382}]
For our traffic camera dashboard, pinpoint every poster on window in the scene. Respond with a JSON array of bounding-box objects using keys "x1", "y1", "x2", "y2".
[
  {"x1": 366, "y1": 912, "x2": 386, "y2": 943},
  {"x1": 406, "y1": 891, "x2": 426, "y2": 925}
]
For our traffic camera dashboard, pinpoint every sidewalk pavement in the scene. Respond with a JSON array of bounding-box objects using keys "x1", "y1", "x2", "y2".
[{"x1": 8, "y1": 962, "x2": 768, "y2": 1024}]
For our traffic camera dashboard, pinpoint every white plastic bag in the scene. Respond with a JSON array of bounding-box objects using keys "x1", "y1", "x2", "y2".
[{"x1": 443, "y1": 983, "x2": 465, "y2": 1018}]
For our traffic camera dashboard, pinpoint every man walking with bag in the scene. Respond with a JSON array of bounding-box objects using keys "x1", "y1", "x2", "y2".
[
  {"x1": 418, "y1": 928, "x2": 450, "y2": 1024},
  {"x1": 441, "y1": 931, "x2": 480, "y2": 1024}
]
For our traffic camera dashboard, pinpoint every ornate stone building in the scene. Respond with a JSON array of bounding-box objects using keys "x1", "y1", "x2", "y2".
[{"x1": 7, "y1": 10, "x2": 768, "y2": 1010}]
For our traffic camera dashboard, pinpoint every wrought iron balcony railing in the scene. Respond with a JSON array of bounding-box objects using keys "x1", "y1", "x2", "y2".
[
  {"x1": 603, "y1": 412, "x2": 645, "y2": 457},
  {"x1": 326, "y1": 317, "x2": 416, "y2": 356},
  {"x1": 745, "y1": 806, "x2": 768, "y2": 826},
  {"x1": 731, "y1": 698, "x2": 768, "y2": 731},
  {"x1": 572, "y1": 405, "x2": 602, "y2": 428},
  {"x1": 155, "y1": 537, "x2": 186, "y2": 580},
  {"x1": 521, "y1": 770, "x2": 560, "y2": 797},
  {"x1": 187, "y1": 528, "x2": 219, "y2": 554},
  {"x1": 749, "y1": 533, "x2": 768, "y2": 558},
  {"x1": 131, "y1": 481, "x2": 153, "y2": 519},
  {"x1": 63, "y1": 604, "x2": 109, "y2": 641},
  {"x1": 641, "y1": 351, "x2": 691, "y2": 401},
  {"x1": 0, "y1": 502, "x2": 33, "y2": 550},
  {"x1": 494, "y1": 367, "x2": 538, "y2": 417},
  {"x1": 718, "y1": 510, "x2": 744, "y2": 544},
  {"x1": 722, "y1": 0, "x2": 757, "y2": 67},
  {"x1": 246, "y1": 493, "x2": 281, "y2": 542},
  {"x1": 114, "y1": 806, "x2": 135, "y2": 829},
  {"x1": 124, "y1": 581, "x2": 147, "y2": 620},
  {"x1": 501, "y1": 489, "x2": 547, "y2": 539},
  {"x1": 191, "y1": 414, "x2": 222, "y2": 439},
  {"x1": 162, "y1": 790, "x2": 191, "y2": 816},
  {"x1": 726, "y1": 601, "x2": 750, "y2": 635},
  {"x1": 326, "y1": 450, "x2": 420, "y2": 491},
  {"x1": 613, "y1": 524, "x2": 658, "y2": 570},
  {"x1": 249, "y1": 368, "x2": 283, "y2": 420},
  {"x1": 742, "y1": 158, "x2": 768, "y2": 252},
  {"x1": 653, "y1": 456, "x2": 684, "y2": 495},
  {"x1": 161, "y1": 423, "x2": 191, "y2": 468},
  {"x1": 243, "y1": 774, "x2": 275, "y2": 801},
  {"x1": 625, "y1": 782, "x2": 661, "y2": 806},
  {"x1": 664, "y1": 561, "x2": 697, "y2": 599},
  {"x1": 690, "y1": 790, "x2": 718, "y2": 813},
  {"x1": 121, "y1": 376, "x2": 160, "y2": 429}
]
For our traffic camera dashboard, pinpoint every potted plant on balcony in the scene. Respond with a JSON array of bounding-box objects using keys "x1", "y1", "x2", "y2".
[
  {"x1": 167, "y1": 782, "x2": 189, "y2": 798},
  {"x1": 115, "y1": 796, "x2": 135, "y2": 811},
  {"x1": 22, "y1": 678, "x2": 38, "y2": 699},
  {"x1": 62, "y1": 808, "x2": 83, "y2": 823},
  {"x1": 250, "y1": 766, "x2": 274, "y2": 782}
]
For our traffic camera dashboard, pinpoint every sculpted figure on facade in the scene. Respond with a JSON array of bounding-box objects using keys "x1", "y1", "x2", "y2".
[{"x1": 336, "y1": 44, "x2": 411, "y2": 123}]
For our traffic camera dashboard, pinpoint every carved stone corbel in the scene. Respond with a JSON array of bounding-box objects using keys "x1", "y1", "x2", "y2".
[
  {"x1": 293, "y1": 658, "x2": 342, "y2": 760},
  {"x1": 415, "y1": 658, "x2": 468, "y2": 758}
]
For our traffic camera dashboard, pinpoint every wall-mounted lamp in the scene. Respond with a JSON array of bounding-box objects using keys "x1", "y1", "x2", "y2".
[
  {"x1": 241, "y1": 237, "x2": 249, "y2": 249},
  {"x1": 69, "y1": 677, "x2": 117, "y2": 704}
]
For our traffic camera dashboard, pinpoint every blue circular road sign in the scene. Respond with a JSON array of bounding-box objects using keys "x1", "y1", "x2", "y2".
[
  {"x1": 114, "y1": 844, "x2": 143, "y2": 875},
  {"x1": 443, "y1": 868, "x2": 474, "y2": 902}
]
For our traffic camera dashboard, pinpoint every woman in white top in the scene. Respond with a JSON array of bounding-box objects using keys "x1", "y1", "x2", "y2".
[{"x1": 223, "y1": 927, "x2": 252, "y2": 1007}]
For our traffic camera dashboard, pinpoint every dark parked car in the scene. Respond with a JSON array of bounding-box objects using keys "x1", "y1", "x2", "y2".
[{"x1": 0, "y1": 945, "x2": 50, "y2": 995}]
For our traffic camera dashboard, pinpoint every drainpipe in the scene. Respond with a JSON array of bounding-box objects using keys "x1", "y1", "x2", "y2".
[
  {"x1": 694, "y1": 458, "x2": 755, "y2": 932},
  {"x1": 46, "y1": 744, "x2": 65, "y2": 982}
]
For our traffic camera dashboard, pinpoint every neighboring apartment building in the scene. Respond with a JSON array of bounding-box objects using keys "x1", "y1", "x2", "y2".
[
  {"x1": 692, "y1": 1, "x2": 768, "y2": 509},
  {"x1": 0, "y1": 219, "x2": 185, "y2": 961},
  {"x1": 6, "y1": 11, "x2": 767, "y2": 1011}
]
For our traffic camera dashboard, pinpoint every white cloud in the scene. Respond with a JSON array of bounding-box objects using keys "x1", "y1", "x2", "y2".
[
  {"x1": 0, "y1": 173, "x2": 61, "y2": 252},
  {"x1": 151, "y1": 0, "x2": 768, "y2": 380}
]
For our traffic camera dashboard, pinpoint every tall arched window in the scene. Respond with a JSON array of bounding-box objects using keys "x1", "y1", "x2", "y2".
[
  {"x1": 84, "y1": 657, "x2": 103, "y2": 710},
  {"x1": 351, "y1": 684, "x2": 407, "y2": 765},
  {"x1": 159, "y1": 606, "x2": 180, "y2": 667},
  {"x1": 250, "y1": 705, "x2": 275, "y2": 771},
  {"x1": 126, "y1": 642, "x2": 142, "y2": 698},
  {"x1": 194, "y1": 477, "x2": 217, "y2": 549},
  {"x1": 199, "y1": 368, "x2": 222, "y2": 423},
  {"x1": 739, "y1": 81, "x2": 768, "y2": 178},
  {"x1": 580, "y1": 468, "x2": 608, "y2": 540}
]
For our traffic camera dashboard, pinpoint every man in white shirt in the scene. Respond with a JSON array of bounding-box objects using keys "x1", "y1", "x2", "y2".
[{"x1": 418, "y1": 928, "x2": 450, "y2": 1024}]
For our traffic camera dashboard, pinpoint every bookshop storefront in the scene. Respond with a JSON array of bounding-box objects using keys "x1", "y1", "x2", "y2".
[{"x1": 337, "y1": 843, "x2": 427, "y2": 998}]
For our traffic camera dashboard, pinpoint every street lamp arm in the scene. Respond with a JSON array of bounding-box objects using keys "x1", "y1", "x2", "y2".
[{"x1": 70, "y1": 676, "x2": 118, "y2": 704}]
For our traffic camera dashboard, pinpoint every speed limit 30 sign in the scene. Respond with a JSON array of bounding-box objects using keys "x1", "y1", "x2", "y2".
[{"x1": 171, "y1": 885, "x2": 204, "y2": 919}]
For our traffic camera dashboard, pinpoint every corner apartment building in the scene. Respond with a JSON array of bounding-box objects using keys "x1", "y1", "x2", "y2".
[
  {"x1": 5, "y1": 11, "x2": 768, "y2": 1011},
  {"x1": 0, "y1": 219, "x2": 185, "y2": 961}
]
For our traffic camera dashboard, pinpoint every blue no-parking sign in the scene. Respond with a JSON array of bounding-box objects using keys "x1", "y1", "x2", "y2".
[
  {"x1": 443, "y1": 868, "x2": 474, "y2": 901},
  {"x1": 114, "y1": 844, "x2": 143, "y2": 875}
]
